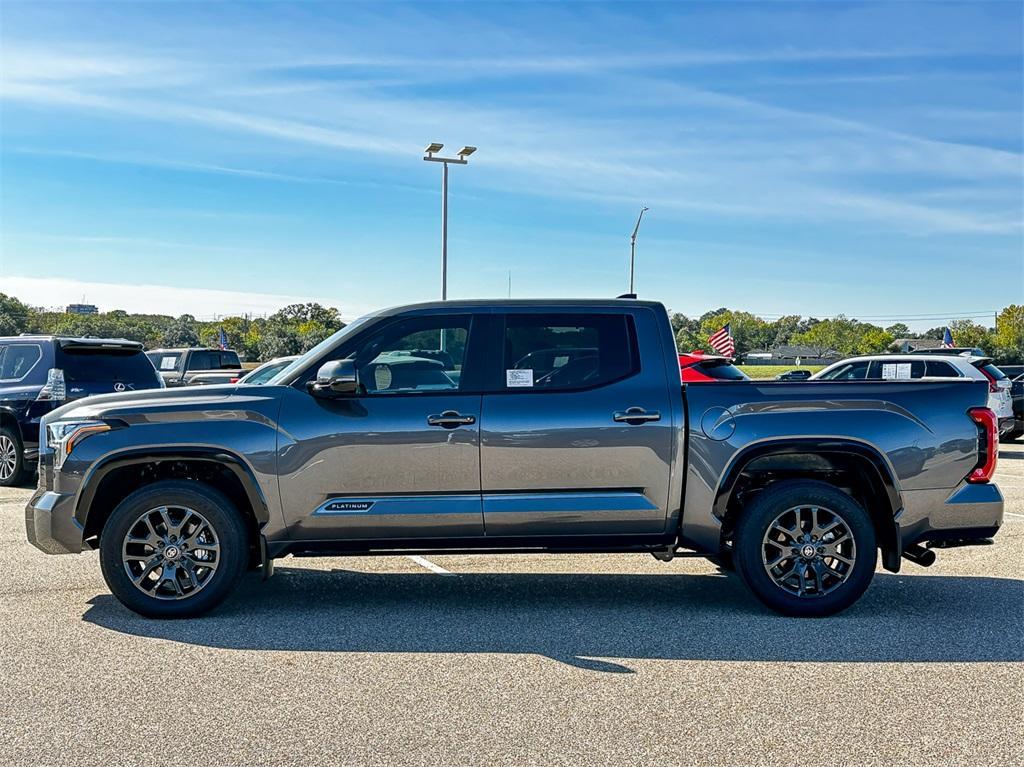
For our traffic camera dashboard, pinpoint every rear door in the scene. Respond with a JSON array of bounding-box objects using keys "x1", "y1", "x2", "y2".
[{"x1": 479, "y1": 307, "x2": 674, "y2": 537}]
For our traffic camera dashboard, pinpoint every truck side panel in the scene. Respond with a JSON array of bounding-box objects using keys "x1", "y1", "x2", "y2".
[{"x1": 681, "y1": 379, "x2": 991, "y2": 553}]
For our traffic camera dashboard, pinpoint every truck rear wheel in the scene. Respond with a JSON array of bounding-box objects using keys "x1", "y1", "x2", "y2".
[
  {"x1": 733, "y1": 480, "x2": 877, "y2": 617},
  {"x1": 99, "y1": 480, "x2": 248, "y2": 618}
]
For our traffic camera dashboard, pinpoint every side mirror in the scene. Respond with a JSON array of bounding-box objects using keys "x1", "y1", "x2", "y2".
[{"x1": 309, "y1": 359, "x2": 359, "y2": 396}]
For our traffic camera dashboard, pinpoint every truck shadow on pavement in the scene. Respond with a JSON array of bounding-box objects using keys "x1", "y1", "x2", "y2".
[{"x1": 83, "y1": 568, "x2": 1024, "y2": 672}]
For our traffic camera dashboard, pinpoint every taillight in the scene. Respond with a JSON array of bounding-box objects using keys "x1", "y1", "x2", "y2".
[
  {"x1": 36, "y1": 369, "x2": 66, "y2": 402},
  {"x1": 978, "y1": 366, "x2": 999, "y2": 394},
  {"x1": 967, "y1": 407, "x2": 998, "y2": 483},
  {"x1": 229, "y1": 377, "x2": 239, "y2": 383}
]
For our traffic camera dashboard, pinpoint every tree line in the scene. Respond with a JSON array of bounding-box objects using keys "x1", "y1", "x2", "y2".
[
  {"x1": 670, "y1": 306, "x2": 1023, "y2": 362},
  {"x1": 2, "y1": 293, "x2": 1022, "y2": 364},
  {"x1": 0, "y1": 294, "x2": 345, "y2": 362}
]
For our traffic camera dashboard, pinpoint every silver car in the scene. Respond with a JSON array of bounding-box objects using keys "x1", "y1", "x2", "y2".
[{"x1": 812, "y1": 353, "x2": 1015, "y2": 433}]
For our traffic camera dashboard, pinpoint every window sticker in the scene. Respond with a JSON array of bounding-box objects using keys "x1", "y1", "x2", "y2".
[
  {"x1": 506, "y1": 369, "x2": 534, "y2": 387},
  {"x1": 882, "y1": 363, "x2": 912, "y2": 380},
  {"x1": 160, "y1": 357, "x2": 177, "y2": 370}
]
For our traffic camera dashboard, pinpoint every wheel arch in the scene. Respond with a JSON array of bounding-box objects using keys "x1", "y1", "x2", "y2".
[
  {"x1": 0, "y1": 407, "x2": 24, "y2": 439},
  {"x1": 77, "y1": 448, "x2": 269, "y2": 548},
  {"x1": 712, "y1": 438, "x2": 903, "y2": 572}
]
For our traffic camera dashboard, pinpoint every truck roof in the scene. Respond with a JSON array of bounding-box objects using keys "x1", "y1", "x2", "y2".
[{"x1": 374, "y1": 297, "x2": 667, "y2": 319}]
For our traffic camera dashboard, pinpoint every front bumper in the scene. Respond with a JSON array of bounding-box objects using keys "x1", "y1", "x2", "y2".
[
  {"x1": 25, "y1": 489, "x2": 84, "y2": 555},
  {"x1": 899, "y1": 482, "x2": 1004, "y2": 549}
]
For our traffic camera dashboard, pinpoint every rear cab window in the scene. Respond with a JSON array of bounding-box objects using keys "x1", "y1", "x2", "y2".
[
  {"x1": 187, "y1": 351, "x2": 241, "y2": 371},
  {"x1": 501, "y1": 313, "x2": 639, "y2": 391}
]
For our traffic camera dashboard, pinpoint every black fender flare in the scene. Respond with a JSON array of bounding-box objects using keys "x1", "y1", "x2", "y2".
[
  {"x1": 0, "y1": 406, "x2": 24, "y2": 440},
  {"x1": 711, "y1": 438, "x2": 904, "y2": 571},
  {"x1": 75, "y1": 447, "x2": 271, "y2": 530}
]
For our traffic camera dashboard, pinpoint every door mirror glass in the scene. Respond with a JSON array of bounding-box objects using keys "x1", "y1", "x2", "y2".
[{"x1": 310, "y1": 359, "x2": 359, "y2": 396}]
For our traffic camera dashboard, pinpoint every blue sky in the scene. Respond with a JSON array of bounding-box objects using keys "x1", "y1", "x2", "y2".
[{"x1": 1, "y1": 1, "x2": 1021, "y2": 328}]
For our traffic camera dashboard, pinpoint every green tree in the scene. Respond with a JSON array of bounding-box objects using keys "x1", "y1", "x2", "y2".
[
  {"x1": 160, "y1": 315, "x2": 201, "y2": 347},
  {"x1": 0, "y1": 293, "x2": 32, "y2": 335},
  {"x1": 885, "y1": 323, "x2": 911, "y2": 338},
  {"x1": 992, "y1": 305, "x2": 1024, "y2": 363},
  {"x1": 947, "y1": 319, "x2": 993, "y2": 354}
]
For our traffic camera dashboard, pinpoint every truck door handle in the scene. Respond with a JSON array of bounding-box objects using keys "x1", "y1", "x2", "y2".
[
  {"x1": 613, "y1": 407, "x2": 661, "y2": 424},
  {"x1": 427, "y1": 411, "x2": 476, "y2": 428}
]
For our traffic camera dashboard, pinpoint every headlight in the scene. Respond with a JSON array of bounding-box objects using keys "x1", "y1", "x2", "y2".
[{"x1": 45, "y1": 420, "x2": 111, "y2": 469}]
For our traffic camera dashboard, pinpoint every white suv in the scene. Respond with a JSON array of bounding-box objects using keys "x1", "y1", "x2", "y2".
[{"x1": 811, "y1": 353, "x2": 1015, "y2": 435}]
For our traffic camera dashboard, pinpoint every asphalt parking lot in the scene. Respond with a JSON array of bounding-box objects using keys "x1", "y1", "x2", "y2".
[{"x1": 2, "y1": 446, "x2": 1022, "y2": 767}]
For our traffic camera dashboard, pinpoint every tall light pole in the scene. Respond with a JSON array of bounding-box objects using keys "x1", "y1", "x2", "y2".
[
  {"x1": 629, "y1": 206, "x2": 649, "y2": 295},
  {"x1": 423, "y1": 143, "x2": 476, "y2": 300}
]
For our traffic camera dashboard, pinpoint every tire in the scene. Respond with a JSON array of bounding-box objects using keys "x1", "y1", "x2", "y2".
[
  {"x1": 0, "y1": 424, "x2": 26, "y2": 487},
  {"x1": 733, "y1": 480, "x2": 877, "y2": 617},
  {"x1": 99, "y1": 480, "x2": 249, "y2": 618},
  {"x1": 999, "y1": 427, "x2": 1022, "y2": 443}
]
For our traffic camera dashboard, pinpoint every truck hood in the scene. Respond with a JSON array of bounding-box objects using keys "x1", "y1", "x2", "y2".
[{"x1": 42, "y1": 383, "x2": 266, "y2": 423}]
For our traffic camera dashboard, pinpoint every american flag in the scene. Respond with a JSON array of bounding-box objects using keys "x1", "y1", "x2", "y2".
[
  {"x1": 940, "y1": 328, "x2": 954, "y2": 348},
  {"x1": 708, "y1": 323, "x2": 736, "y2": 357},
  {"x1": 218, "y1": 328, "x2": 229, "y2": 350}
]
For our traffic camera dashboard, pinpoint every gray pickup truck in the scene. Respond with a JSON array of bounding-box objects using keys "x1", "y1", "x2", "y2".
[
  {"x1": 145, "y1": 347, "x2": 245, "y2": 387},
  {"x1": 26, "y1": 299, "x2": 1003, "y2": 618}
]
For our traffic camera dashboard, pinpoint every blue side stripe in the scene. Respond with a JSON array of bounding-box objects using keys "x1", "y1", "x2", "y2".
[{"x1": 483, "y1": 492, "x2": 657, "y2": 514}]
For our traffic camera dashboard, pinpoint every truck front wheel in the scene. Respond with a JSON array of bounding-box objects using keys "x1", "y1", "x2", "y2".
[
  {"x1": 99, "y1": 480, "x2": 249, "y2": 618},
  {"x1": 733, "y1": 480, "x2": 877, "y2": 617}
]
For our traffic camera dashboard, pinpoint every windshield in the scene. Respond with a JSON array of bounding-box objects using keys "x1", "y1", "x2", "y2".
[
  {"x1": 242, "y1": 359, "x2": 292, "y2": 384},
  {"x1": 267, "y1": 312, "x2": 376, "y2": 385}
]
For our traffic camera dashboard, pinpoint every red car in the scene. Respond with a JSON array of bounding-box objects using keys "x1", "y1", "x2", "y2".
[{"x1": 678, "y1": 350, "x2": 749, "y2": 382}]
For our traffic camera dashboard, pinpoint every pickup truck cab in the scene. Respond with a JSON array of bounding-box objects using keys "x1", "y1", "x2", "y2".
[
  {"x1": 146, "y1": 347, "x2": 245, "y2": 387},
  {"x1": 26, "y1": 299, "x2": 1003, "y2": 618}
]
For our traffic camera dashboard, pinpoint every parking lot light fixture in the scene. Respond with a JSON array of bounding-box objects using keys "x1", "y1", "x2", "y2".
[{"x1": 423, "y1": 142, "x2": 476, "y2": 300}]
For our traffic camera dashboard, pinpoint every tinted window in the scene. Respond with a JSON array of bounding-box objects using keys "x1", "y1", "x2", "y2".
[
  {"x1": 924, "y1": 361, "x2": 960, "y2": 377},
  {"x1": 242, "y1": 360, "x2": 290, "y2": 385},
  {"x1": 697, "y1": 359, "x2": 748, "y2": 380},
  {"x1": 348, "y1": 315, "x2": 470, "y2": 394},
  {"x1": 503, "y1": 313, "x2": 638, "y2": 391},
  {"x1": 820, "y1": 361, "x2": 870, "y2": 380},
  {"x1": 56, "y1": 348, "x2": 160, "y2": 386},
  {"x1": 148, "y1": 352, "x2": 182, "y2": 371},
  {"x1": 0, "y1": 344, "x2": 42, "y2": 381},
  {"x1": 979, "y1": 363, "x2": 1007, "y2": 381}
]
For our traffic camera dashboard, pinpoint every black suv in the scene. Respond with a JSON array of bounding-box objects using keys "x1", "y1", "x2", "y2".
[{"x1": 0, "y1": 336, "x2": 163, "y2": 485}]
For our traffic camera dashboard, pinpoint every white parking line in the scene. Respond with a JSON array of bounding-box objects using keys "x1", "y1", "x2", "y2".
[
  {"x1": 407, "y1": 555, "x2": 455, "y2": 575},
  {"x1": 1004, "y1": 512, "x2": 1024, "y2": 520}
]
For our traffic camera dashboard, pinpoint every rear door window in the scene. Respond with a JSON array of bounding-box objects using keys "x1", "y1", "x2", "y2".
[
  {"x1": 924, "y1": 361, "x2": 960, "y2": 377},
  {"x1": 501, "y1": 313, "x2": 639, "y2": 391},
  {"x1": 0, "y1": 343, "x2": 42, "y2": 381}
]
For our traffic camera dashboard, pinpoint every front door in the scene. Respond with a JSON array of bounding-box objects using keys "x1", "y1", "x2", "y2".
[
  {"x1": 480, "y1": 309, "x2": 674, "y2": 537},
  {"x1": 276, "y1": 313, "x2": 484, "y2": 540}
]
